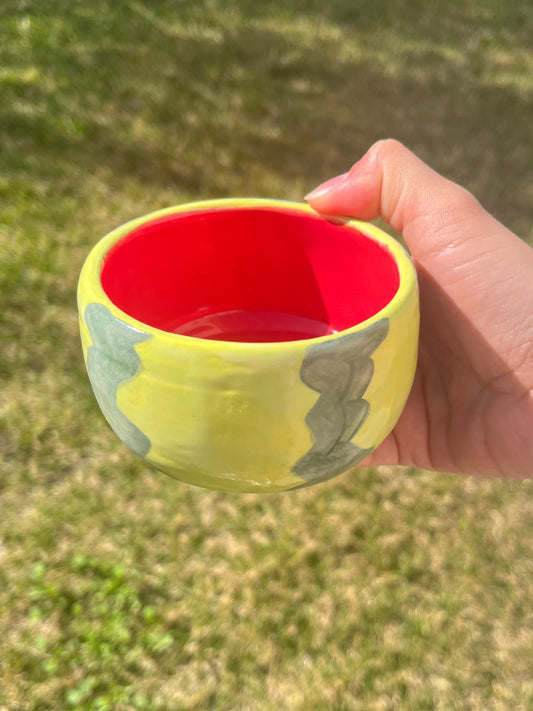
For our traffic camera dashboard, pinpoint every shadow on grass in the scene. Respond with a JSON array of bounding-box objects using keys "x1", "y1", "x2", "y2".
[
  {"x1": 1, "y1": 0, "x2": 532, "y2": 227},
  {"x1": 3, "y1": 6, "x2": 533, "y2": 708},
  {"x1": 1, "y1": 0, "x2": 532, "y2": 382}
]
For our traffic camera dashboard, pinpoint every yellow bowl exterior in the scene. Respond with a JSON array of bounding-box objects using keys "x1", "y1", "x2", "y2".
[{"x1": 77, "y1": 199, "x2": 419, "y2": 493}]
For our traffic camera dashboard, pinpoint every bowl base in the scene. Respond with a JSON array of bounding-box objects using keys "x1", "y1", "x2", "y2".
[{"x1": 169, "y1": 309, "x2": 336, "y2": 343}]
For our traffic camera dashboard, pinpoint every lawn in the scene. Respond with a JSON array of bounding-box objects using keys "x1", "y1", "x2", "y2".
[{"x1": 1, "y1": 1, "x2": 533, "y2": 709}]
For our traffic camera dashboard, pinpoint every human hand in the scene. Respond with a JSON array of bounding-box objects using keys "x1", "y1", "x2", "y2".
[{"x1": 305, "y1": 140, "x2": 533, "y2": 477}]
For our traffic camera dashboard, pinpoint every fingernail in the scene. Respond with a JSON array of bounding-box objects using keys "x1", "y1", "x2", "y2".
[
  {"x1": 304, "y1": 172, "x2": 348, "y2": 201},
  {"x1": 318, "y1": 214, "x2": 351, "y2": 225}
]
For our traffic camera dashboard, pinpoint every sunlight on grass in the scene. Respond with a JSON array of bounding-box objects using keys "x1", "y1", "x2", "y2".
[{"x1": 1, "y1": 1, "x2": 533, "y2": 708}]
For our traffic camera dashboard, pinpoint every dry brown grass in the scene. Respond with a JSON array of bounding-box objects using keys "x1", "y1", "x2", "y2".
[{"x1": 2, "y1": 1, "x2": 533, "y2": 708}]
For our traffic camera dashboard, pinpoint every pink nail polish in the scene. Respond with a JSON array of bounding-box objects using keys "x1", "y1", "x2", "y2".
[{"x1": 304, "y1": 172, "x2": 348, "y2": 201}]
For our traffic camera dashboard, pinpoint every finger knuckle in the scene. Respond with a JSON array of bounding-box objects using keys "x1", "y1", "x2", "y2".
[{"x1": 370, "y1": 138, "x2": 406, "y2": 161}]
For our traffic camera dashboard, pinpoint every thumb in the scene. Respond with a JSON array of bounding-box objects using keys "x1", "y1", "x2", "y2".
[
  {"x1": 305, "y1": 139, "x2": 502, "y2": 260},
  {"x1": 306, "y1": 140, "x2": 533, "y2": 370}
]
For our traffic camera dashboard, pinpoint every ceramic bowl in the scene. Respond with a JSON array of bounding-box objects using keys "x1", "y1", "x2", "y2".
[{"x1": 77, "y1": 199, "x2": 419, "y2": 492}]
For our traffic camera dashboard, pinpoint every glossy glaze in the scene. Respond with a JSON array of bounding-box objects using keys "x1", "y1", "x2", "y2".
[{"x1": 78, "y1": 199, "x2": 419, "y2": 492}]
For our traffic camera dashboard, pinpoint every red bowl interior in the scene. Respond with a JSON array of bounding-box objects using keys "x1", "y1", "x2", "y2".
[{"x1": 100, "y1": 206, "x2": 400, "y2": 342}]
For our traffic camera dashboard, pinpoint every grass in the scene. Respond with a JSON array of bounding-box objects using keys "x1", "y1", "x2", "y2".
[{"x1": 1, "y1": 0, "x2": 533, "y2": 708}]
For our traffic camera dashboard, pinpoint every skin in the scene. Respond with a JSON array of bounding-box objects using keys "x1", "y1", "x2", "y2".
[{"x1": 305, "y1": 139, "x2": 533, "y2": 478}]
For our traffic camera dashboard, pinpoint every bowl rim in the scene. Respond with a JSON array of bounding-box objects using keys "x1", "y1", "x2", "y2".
[{"x1": 77, "y1": 198, "x2": 418, "y2": 353}]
